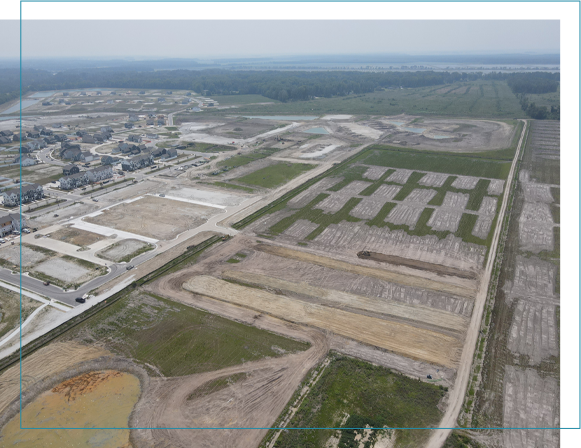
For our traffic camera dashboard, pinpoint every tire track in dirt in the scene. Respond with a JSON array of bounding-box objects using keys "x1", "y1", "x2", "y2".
[
  {"x1": 135, "y1": 266, "x2": 329, "y2": 448},
  {"x1": 256, "y1": 244, "x2": 477, "y2": 299}
]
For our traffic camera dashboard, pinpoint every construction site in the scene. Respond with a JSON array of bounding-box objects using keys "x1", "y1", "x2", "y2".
[{"x1": 0, "y1": 108, "x2": 560, "y2": 448}]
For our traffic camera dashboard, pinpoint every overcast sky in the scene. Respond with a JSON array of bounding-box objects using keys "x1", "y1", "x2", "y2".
[{"x1": 0, "y1": 20, "x2": 559, "y2": 59}]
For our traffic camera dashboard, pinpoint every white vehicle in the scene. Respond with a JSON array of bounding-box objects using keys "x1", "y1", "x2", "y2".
[
  {"x1": 22, "y1": 229, "x2": 31, "y2": 234},
  {"x1": 0, "y1": 239, "x2": 5, "y2": 243},
  {"x1": 12, "y1": 230, "x2": 20, "y2": 235}
]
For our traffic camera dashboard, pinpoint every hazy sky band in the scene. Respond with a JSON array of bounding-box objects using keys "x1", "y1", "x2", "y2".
[{"x1": 0, "y1": 20, "x2": 559, "y2": 59}]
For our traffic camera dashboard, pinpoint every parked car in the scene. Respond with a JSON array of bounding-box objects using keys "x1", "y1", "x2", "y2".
[
  {"x1": 75, "y1": 297, "x2": 86, "y2": 303},
  {"x1": 12, "y1": 230, "x2": 20, "y2": 235},
  {"x1": 126, "y1": 265, "x2": 134, "y2": 270},
  {"x1": 43, "y1": 281, "x2": 50, "y2": 286},
  {"x1": 53, "y1": 214, "x2": 59, "y2": 217},
  {"x1": 0, "y1": 239, "x2": 5, "y2": 244},
  {"x1": 159, "y1": 194, "x2": 165, "y2": 197},
  {"x1": 92, "y1": 198, "x2": 98, "y2": 202},
  {"x1": 22, "y1": 229, "x2": 30, "y2": 234}
]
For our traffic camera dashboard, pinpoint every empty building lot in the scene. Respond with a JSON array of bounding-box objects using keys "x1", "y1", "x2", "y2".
[{"x1": 84, "y1": 196, "x2": 222, "y2": 240}]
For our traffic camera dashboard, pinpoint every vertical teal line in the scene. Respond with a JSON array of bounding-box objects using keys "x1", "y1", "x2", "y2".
[{"x1": 19, "y1": 0, "x2": 23, "y2": 430}]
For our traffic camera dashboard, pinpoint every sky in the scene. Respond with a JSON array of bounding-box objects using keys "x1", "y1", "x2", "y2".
[{"x1": 0, "y1": 20, "x2": 560, "y2": 60}]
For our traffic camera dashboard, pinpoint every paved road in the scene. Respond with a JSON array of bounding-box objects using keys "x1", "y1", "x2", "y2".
[{"x1": 0, "y1": 246, "x2": 160, "y2": 306}]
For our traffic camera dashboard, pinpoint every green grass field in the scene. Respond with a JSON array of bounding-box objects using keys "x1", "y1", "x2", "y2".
[
  {"x1": 360, "y1": 147, "x2": 512, "y2": 179},
  {"x1": 61, "y1": 292, "x2": 309, "y2": 377},
  {"x1": 206, "y1": 81, "x2": 525, "y2": 118},
  {"x1": 217, "y1": 148, "x2": 279, "y2": 169},
  {"x1": 237, "y1": 162, "x2": 314, "y2": 189},
  {"x1": 272, "y1": 356, "x2": 445, "y2": 448},
  {"x1": 212, "y1": 94, "x2": 280, "y2": 105}
]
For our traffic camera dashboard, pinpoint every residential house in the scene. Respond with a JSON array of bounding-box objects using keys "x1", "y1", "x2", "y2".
[
  {"x1": 96, "y1": 91, "x2": 102, "y2": 95},
  {"x1": 162, "y1": 148, "x2": 178, "y2": 160},
  {"x1": 23, "y1": 141, "x2": 39, "y2": 153},
  {"x1": 13, "y1": 134, "x2": 27, "y2": 142},
  {"x1": 0, "y1": 130, "x2": 13, "y2": 137},
  {"x1": 40, "y1": 128, "x2": 53, "y2": 136},
  {"x1": 128, "y1": 115, "x2": 139, "y2": 122},
  {"x1": 58, "y1": 99, "x2": 66, "y2": 104},
  {"x1": 124, "y1": 123, "x2": 133, "y2": 129},
  {"x1": 63, "y1": 164, "x2": 80, "y2": 176},
  {"x1": 53, "y1": 123, "x2": 63, "y2": 128},
  {"x1": 80, "y1": 91, "x2": 87, "y2": 96},
  {"x1": 62, "y1": 92, "x2": 69, "y2": 96},
  {"x1": 101, "y1": 155, "x2": 118, "y2": 165},
  {"x1": 181, "y1": 99, "x2": 190, "y2": 104},
  {"x1": 157, "y1": 119, "x2": 165, "y2": 126},
  {"x1": 64, "y1": 101, "x2": 71, "y2": 105},
  {"x1": 186, "y1": 92, "x2": 192, "y2": 96},
  {"x1": 139, "y1": 91, "x2": 145, "y2": 94},
  {"x1": 82, "y1": 134, "x2": 96, "y2": 144},
  {"x1": 0, "y1": 212, "x2": 27, "y2": 236},
  {"x1": 62, "y1": 147, "x2": 82, "y2": 161},
  {"x1": 0, "y1": 136, "x2": 10, "y2": 145},
  {"x1": 157, "y1": 98, "x2": 166, "y2": 103},
  {"x1": 127, "y1": 134, "x2": 142, "y2": 143},
  {"x1": 43, "y1": 136, "x2": 57, "y2": 145},
  {"x1": 146, "y1": 119, "x2": 155, "y2": 126},
  {"x1": 130, "y1": 146, "x2": 141, "y2": 155},
  {"x1": 110, "y1": 91, "x2": 117, "y2": 95},
  {"x1": 13, "y1": 155, "x2": 37, "y2": 166},
  {"x1": 151, "y1": 147, "x2": 165, "y2": 158},
  {"x1": 27, "y1": 132, "x2": 40, "y2": 139},
  {"x1": 54, "y1": 134, "x2": 68, "y2": 142},
  {"x1": 116, "y1": 142, "x2": 129, "y2": 154},
  {"x1": 147, "y1": 113, "x2": 156, "y2": 118},
  {"x1": 146, "y1": 133, "x2": 158, "y2": 139},
  {"x1": 121, "y1": 153, "x2": 153, "y2": 171},
  {"x1": 2, "y1": 183, "x2": 43, "y2": 207},
  {"x1": 42, "y1": 102, "x2": 52, "y2": 106},
  {"x1": 80, "y1": 151, "x2": 95, "y2": 162},
  {"x1": 93, "y1": 133, "x2": 107, "y2": 143},
  {"x1": 33, "y1": 125, "x2": 45, "y2": 132},
  {"x1": 76, "y1": 130, "x2": 88, "y2": 137},
  {"x1": 101, "y1": 126, "x2": 113, "y2": 133},
  {"x1": 166, "y1": 91, "x2": 172, "y2": 94},
  {"x1": 59, "y1": 172, "x2": 89, "y2": 190},
  {"x1": 87, "y1": 165, "x2": 113, "y2": 183}
]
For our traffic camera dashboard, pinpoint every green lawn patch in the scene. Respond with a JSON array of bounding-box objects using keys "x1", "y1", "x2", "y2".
[
  {"x1": 237, "y1": 162, "x2": 314, "y2": 189},
  {"x1": 211, "y1": 181, "x2": 255, "y2": 193},
  {"x1": 273, "y1": 356, "x2": 445, "y2": 448},
  {"x1": 361, "y1": 147, "x2": 511, "y2": 179},
  {"x1": 63, "y1": 292, "x2": 309, "y2": 377}
]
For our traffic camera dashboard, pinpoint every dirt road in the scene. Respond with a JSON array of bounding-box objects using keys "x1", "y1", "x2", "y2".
[{"x1": 425, "y1": 120, "x2": 528, "y2": 448}]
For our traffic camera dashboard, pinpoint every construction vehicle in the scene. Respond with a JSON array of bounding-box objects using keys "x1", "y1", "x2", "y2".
[{"x1": 358, "y1": 250, "x2": 371, "y2": 257}]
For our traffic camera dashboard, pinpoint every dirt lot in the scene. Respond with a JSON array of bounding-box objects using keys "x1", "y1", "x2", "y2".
[
  {"x1": 256, "y1": 243, "x2": 477, "y2": 298},
  {"x1": 0, "y1": 244, "x2": 48, "y2": 269},
  {"x1": 50, "y1": 225, "x2": 108, "y2": 247},
  {"x1": 185, "y1": 275, "x2": 462, "y2": 367},
  {"x1": 0, "y1": 341, "x2": 112, "y2": 416},
  {"x1": 356, "y1": 251, "x2": 477, "y2": 280},
  {"x1": 85, "y1": 196, "x2": 221, "y2": 240},
  {"x1": 34, "y1": 257, "x2": 92, "y2": 284},
  {"x1": 97, "y1": 239, "x2": 153, "y2": 263}
]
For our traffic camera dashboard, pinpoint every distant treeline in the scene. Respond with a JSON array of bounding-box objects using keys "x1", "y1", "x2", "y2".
[
  {"x1": 506, "y1": 73, "x2": 560, "y2": 94},
  {"x1": 0, "y1": 68, "x2": 559, "y2": 112}
]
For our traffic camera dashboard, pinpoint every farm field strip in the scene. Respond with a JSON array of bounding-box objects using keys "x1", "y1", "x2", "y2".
[
  {"x1": 255, "y1": 244, "x2": 478, "y2": 298},
  {"x1": 184, "y1": 276, "x2": 463, "y2": 367},
  {"x1": 223, "y1": 270, "x2": 470, "y2": 332}
]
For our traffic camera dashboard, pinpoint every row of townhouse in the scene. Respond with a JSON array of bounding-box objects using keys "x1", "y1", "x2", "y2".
[
  {"x1": 1, "y1": 183, "x2": 44, "y2": 207},
  {"x1": 59, "y1": 165, "x2": 114, "y2": 190},
  {"x1": 121, "y1": 154, "x2": 154, "y2": 171}
]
